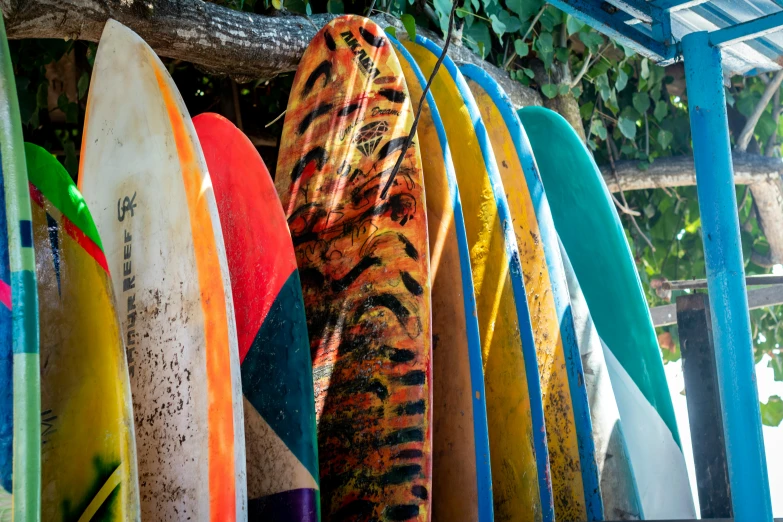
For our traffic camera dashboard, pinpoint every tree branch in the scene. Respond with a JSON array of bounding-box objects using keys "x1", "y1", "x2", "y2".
[
  {"x1": 0, "y1": 0, "x2": 542, "y2": 107},
  {"x1": 600, "y1": 153, "x2": 783, "y2": 192},
  {"x1": 736, "y1": 70, "x2": 783, "y2": 152}
]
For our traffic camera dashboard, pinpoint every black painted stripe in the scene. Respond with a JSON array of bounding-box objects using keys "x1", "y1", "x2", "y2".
[
  {"x1": 392, "y1": 449, "x2": 423, "y2": 460},
  {"x1": 385, "y1": 504, "x2": 420, "y2": 521},
  {"x1": 396, "y1": 370, "x2": 426, "y2": 386},
  {"x1": 298, "y1": 103, "x2": 334, "y2": 135},
  {"x1": 411, "y1": 485, "x2": 428, "y2": 500},
  {"x1": 331, "y1": 255, "x2": 381, "y2": 292},
  {"x1": 384, "y1": 427, "x2": 424, "y2": 446},
  {"x1": 359, "y1": 26, "x2": 386, "y2": 47},
  {"x1": 324, "y1": 30, "x2": 336, "y2": 51},
  {"x1": 378, "y1": 88, "x2": 406, "y2": 103},
  {"x1": 396, "y1": 233, "x2": 419, "y2": 261},
  {"x1": 377, "y1": 136, "x2": 407, "y2": 161},
  {"x1": 395, "y1": 400, "x2": 425, "y2": 416},
  {"x1": 381, "y1": 464, "x2": 421, "y2": 485},
  {"x1": 302, "y1": 60, "x2": 331, "y2": 97},
  {"x1": 353, "y1": 293, "x2": 410, "y2": 326},
  {"x1": 290, "y1": 147, "x2": 328, "y2": 183},
  {"x1": 400, "y1": 271, "x2": 423, "y2": 296}
]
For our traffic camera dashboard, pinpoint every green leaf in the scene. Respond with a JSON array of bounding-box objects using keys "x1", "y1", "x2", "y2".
[
  {"x1": 77, "y1": 72, "x2": 89, "y2": 100},
  {"x1": 591, "y1": 118, "x2": 607, "y2": 140},
  {"x1": 539, "y1": 6, "x2": 561, "y2": 32},
  {"x1": 654, "y1": 100, "x2": 668, "y2": 121},
  {"x1": 579, "y1": 101, "x2": 594, "y2": 120},
  {"x1": 579, "y1": 30, "x2": 603, "y2": 54},
  {"x1": 327, "y1": 0, "x2": 344, "y2": 12},
  {"x1": 36, "y1": 82, "x2": 48, "y2": 110},
  {"x1": 633, "y1": 92, "x2": 651, "y2": 114},
  {"x1": 768, "y1": 352, "x2": 783, "y2": 381},
  {"x1": 401, "y1": 14, "x2": 417, "y2": 40},
  {"x1": 514, "y1": 39, "x2": 529, "y2": 58},
  {"x1": 541, "y1": 83, "x2": 558, "y2": 99},
  {"x1": 618, "y1": 116, "x2": 637, "y2": 139},
  {"x1": 558, "y1": 83, "x2": 570, "y2": 95},
  {"x1": 615, "y1": 68, "x2": 628, "y2": 92},
  {"x1": 555, "y1": 47, "x2": 569, "y2": 63},
  {"x1": 571, "y1": 85, "x2": 582, "y2": 97},
  {"x1": 505, "y1": 0, "x2": 543, "y2": 19},
  {"x1": 641, "y1": 58, "x2": 650, "y2": 80},
  {"x1": 566, "y1": 14, "x2": 584, "y2": 36},
  {"x1": 761, "y1": 395, "x2": 783, "y2": 427},
  {"x1": 497, "y1": 11, "x2": 522, "y2": 33},
  {"x1": 684, "y1": 217, "x2": 700, "y2": 234},
  {"x1": 434, "y1": 0, "x2": 453, "y2": 34},
  {"x1": 535, "y1": 32, "x2": 554, "y2": 68},
  {"x1": 657, "y1": 129, "x2": 673, "y2": 149},
  {"x1": 523, "y1": 67, "x2": 535, "y2": 78},
  {"x1": 305, "y1": 1, "x2": 312, "y2": 15},
  {"x1": 385, "y1": 26, "x2": 397, "y2": 38},
  {"x1": 464, "y1": 20, "x2": 492, "y2": 59},
  {"x1": 489, "y1": 14, "x2": 507, "y2": 36},
  {"x1": 271, "y1": 0, "x2": 282, "y2": 9}
]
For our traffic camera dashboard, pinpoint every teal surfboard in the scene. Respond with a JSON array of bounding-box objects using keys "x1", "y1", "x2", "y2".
[
  {"x1": 518, "y1": 106, "x2": 695, "y2": 519},
  {"x1": 0, "y1": 13, "x2": 41, "y2": 522}
]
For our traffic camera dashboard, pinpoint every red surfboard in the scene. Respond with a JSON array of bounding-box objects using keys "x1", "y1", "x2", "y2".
[{"x1": 194, "y1": 113, "x2": 320, "y2": 521}]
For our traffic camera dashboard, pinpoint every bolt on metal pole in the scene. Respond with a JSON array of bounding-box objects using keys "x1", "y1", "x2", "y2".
[{"x1": 681, "y1": 31, "x2": 773, "y2": 522}]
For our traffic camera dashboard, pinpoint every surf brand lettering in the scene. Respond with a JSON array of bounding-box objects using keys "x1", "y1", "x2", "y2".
[
  {"x1": 117, "y1": 192, "x2": 137, "y2": 222},
  {"x1": 340, "y1": 30, "x2": 380, "y2": 77},
  {"x1": 119, "y1": 195, "x2": 137, "y2": 377},
  {"x1": 339, "y1": 117, "x2": 365, "y2": 142},
  {"x1": 371, "y1": 107, "x2": 400, "y2": 117}
]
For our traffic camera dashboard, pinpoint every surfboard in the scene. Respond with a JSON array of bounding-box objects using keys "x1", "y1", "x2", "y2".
[
  {"x1": 403, "y1": 36, "x2": 552, "y2": 522},
  {"x1": 25, "y1": 143, "x2": 140, "y2": 521},
  {"x1": 517, "y1": 106, "x2": 696, "y2": 519},
  {"x1": 0, "y1": 15, "x2": 40, "y2": 522},
  {"x1": 558, "y1": 240, "x2": 643, "y2": 520},
  {"x1": 275, "y1": 16, "x2": 432, "y2": 521},
  {"x1": 193, "y1": 113, "x2": 320, "y2": 521},
  {"x1": 460, "y1": 64, "x2": 602, "y2": 522},
  {"x1": 389, "y1": 36, "x2": 493, "y2": 522},
  {"x1": 78, "y1": 20, "x2": 247, "y2": 521}
]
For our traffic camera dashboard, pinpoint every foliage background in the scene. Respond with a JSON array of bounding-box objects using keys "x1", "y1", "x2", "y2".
[{"x1": 7, "y1": 0, "x2": 783, "y2": 424}]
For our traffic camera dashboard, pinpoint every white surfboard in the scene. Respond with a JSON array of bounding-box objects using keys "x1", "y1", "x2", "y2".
[
  {"x1": 559, "y1": 241, "x2": 643, "y2": 520},
  {"x1": 78, "y1": 19, "x2": 247, "y2": 521}
]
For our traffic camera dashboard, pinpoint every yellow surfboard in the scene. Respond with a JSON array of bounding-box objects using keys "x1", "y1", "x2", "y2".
[
  {"x1": 403, "y1": 37, "x2": 553, "y2": 522},
  {"x1": 391, "y1": 36, "x2": 493, "y2": 522},
  {"x1": 463, "y1": 66, "x2": 603, "y2": 521},
  {"x1": 26, "y1": 143, "x2": 140, "y2": 521}
]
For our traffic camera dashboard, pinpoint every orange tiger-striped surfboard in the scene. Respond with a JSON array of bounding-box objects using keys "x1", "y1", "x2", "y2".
[{"x1": 275, "y1": 15, "x2": 432, "y2": 522}]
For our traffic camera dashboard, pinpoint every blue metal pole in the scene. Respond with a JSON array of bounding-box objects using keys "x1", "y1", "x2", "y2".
[{"x1": 681, "y1": 31, "x2": 773, "y2": 522}]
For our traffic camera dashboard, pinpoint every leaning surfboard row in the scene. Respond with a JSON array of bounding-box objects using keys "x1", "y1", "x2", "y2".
[{"x1": 0, "y1": 13, "x2": 695, "y2": 522}]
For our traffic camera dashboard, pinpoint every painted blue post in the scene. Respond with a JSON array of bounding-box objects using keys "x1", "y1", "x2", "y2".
[{"x1": 681, "y1": 31, "x2": 773, "y2": 522}]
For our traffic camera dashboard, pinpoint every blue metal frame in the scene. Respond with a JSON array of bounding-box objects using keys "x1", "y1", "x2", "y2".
[
  {"x1": 536, "y1": 1, "x2": 779, "y2": 520},
  {"x1": 681, "y1": 31, "x2": 773, "y2": 522}
]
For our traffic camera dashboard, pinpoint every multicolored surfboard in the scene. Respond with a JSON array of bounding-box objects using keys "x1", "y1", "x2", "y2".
[
  {"x1": 518, "y1": 106, "x2": 696, "y2": 519},
  {"x1": 194, "y1": 113, "x2": 320, "y2": 521},
  {"x1": 558, "y1": 241, "x2": 643, "y2": 520},
  {"x1": 25, "y1": 143, "x2": 140, "y2": 521},
  {"x1": 0, "y1": 14, "x2": 40, "y2": 522},
  {"x1": 275, "y1": 16, "x2": 433, "y2": 521},
  {"x1": 461, "y1": 64, "x2": 602, "y2": 522},
  {"x1": 390, "y1": 36, "x2": 493, "y2": 522},
  {"x1": 402, "y1": 36, "x2": 552, "y2": 522},
  {"x1": 78, "y1": 20, "x2": 247, "y2": 521}
]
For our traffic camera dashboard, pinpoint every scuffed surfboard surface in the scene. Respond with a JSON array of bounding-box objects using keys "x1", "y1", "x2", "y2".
[
  {"x1": 462, "y1": 66, "x2": 603, "y2": 522},
  {"x1": 390, "y1": 37, "x2": 493, "y2": 522},
  {"x1": 0, "y1": 14, "x2": 40, "y2": 522},
  {"x1": 194, "y1": 113, "x2": 320, "y2": 522},
  {"x1": 559, "y1": 242, "x2": 642, "y2": 520},
  {"x1": 275, "y1": 16, "x2": 432, "y2": 522},
  {"x1": 26, "y1": 143, "x2": 140, "y2": 521},
  {"x1": 402, "y1": 37, "x2": 549, "y2": 522},
  {"x1": 79, "y1": 20, "x2": 247, "y2": 521}
]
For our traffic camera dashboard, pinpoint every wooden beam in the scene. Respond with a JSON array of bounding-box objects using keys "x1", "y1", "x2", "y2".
[
  {"x1": 0, "y1": 0, "x2": 542, "y2": 108},
  {"x1": 676, "y1": 293, "x2": 733, "y2": 519},
  {"x1": 651, "y1": 284, "x2": 783, "y2": 327}
]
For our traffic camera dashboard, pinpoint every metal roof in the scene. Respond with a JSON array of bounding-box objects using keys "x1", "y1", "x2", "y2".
[{"x1": 548, "y1": 0, "x2": 783, "y2": 75}]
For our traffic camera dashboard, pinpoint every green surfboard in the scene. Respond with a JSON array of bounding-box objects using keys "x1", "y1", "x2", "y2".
[{"x1": 0, "y1": 12, "x2": 41, "y2": 522}]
